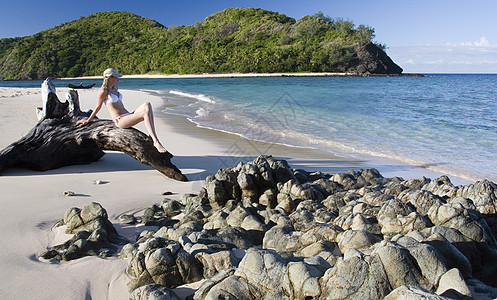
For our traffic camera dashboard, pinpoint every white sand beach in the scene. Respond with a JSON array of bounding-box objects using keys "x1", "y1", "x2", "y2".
[
  {"x1": 62, "y1": 72, "x2": 356, "y2": 80},
  {"x1": 0, "y1": 85, "x2": 471, "y2": 299}
]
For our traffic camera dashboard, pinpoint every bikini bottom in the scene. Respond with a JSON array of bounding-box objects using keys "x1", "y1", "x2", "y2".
[{"x1": 113, "y1": 112, "x2": 132, "y2": 125}]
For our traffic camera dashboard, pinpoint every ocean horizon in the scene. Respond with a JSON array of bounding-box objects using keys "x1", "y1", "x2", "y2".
[{"x1": 2, "y1": 73, "x2": 496, "y2": 183}]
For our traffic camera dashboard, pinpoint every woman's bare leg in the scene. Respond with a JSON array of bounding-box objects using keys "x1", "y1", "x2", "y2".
[{"x1": 115, "y1": 102, "x2": 167, "y2": 152}]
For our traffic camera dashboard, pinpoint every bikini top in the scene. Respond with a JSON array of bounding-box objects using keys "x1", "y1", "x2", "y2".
[{"x1": 104, "y1": 91, "x2": 123, "y2": 105}]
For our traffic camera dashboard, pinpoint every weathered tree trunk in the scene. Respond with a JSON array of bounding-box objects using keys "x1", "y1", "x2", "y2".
[{"x1": 0, "y1": 79, "x2": 187, "y2": 181}]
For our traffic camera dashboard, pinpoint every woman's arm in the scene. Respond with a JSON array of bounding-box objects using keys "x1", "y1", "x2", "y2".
[{"x1": 77, "y1": 89, "x2": 106, "y2": 125}]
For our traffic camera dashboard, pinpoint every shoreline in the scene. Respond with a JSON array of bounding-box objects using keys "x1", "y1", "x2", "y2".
[
  {"x1": 158, "y1": 111, "x2": 472, "y2": 186},
  {"x1": 9, "y1": 72, "x2": 497, "y2": 83},
  {"x1": 58, "y1": 71, "x2": 424, "y2": 81}
]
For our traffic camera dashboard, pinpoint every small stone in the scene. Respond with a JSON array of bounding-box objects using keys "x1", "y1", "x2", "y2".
[
  {"x1": 119, "y1": 214, "x2": 136, "y2": 224},
  {"x1": 98, "y1": 249, "x2": 112, "y2": 258},
  {"x1": 92, "y1": 180, "x2": 108, "y2": 185},
  {"x1": 63, "y1": 191, "x2": 75, "y2": 197}
]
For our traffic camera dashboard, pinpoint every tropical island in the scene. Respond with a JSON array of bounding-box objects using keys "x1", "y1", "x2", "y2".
[{"x1": 0, "y1": 8, "x2": 402, "y2": 80}]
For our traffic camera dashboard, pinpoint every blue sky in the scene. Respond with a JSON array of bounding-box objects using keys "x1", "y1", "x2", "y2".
[{"x1": 1, "y1": 0, "x2": 496, "y2": 73}]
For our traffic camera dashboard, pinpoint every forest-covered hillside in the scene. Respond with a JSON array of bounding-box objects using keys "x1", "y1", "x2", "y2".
[{"x1": 0, "y1": 8, "x2": 402, "y2": 80}]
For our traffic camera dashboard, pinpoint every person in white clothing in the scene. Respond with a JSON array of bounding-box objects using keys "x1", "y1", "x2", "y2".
[{"x1": 77, "y1": 68, "x2": 167, "y2": 153}]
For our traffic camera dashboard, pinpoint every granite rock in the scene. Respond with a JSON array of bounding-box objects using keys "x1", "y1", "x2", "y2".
[
  {"x1": 39, "y1": 202, "x2": 126, "y2": 261},
  {"x1": 114, "y1": 156, "x2": 497, "y2": 299}
]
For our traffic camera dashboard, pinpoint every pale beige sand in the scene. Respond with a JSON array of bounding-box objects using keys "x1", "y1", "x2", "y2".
[
  {"x1": 0, "y1": 85, "x2": 470, "y2": 299},
  {"x1": 63, "y1": 72, "x2": 355, "y2": 80}
]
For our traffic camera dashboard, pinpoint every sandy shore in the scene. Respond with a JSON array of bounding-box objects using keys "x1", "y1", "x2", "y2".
[
  {"x1": 0, "y1": 86, "x2": 469, "y2": 299},
  {"x1": 62, "y1": 72, "x2": 355, "y2": 80},
  {"x1": 62, "y1": 70, "x2": 423, "y2": 81}
]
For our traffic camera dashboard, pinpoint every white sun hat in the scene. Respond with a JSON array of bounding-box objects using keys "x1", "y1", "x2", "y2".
[{"x1": 103, "y1": 68, "x2": 123, "y2": 78}]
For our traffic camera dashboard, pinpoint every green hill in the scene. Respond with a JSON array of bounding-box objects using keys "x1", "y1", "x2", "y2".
[{"x1": 0, "y1": 8, "x2": 402, "y2": 80}]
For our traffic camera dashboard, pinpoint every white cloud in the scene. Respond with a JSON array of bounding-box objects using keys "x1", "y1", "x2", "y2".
[
  {"x1": 387, "y1": 43, "x2": 497, "y2": 73},
  {"x1": 448, "y1": 60, "x2": 474, "y2": 65},
  {"x1": 446, "y1": 36, "x2": 493, "y2": 47},
  {"x1": 424, "y1": 59, "x2": 445, "y2": 65},
  {"x1": 475, "y1": 36, "x2": 490, "y2": 47}
]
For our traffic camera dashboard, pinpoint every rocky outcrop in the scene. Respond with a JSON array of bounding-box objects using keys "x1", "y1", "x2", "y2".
[
  {"x1": 42, "y1": 156, "x2": 497, "y2": 299},
  {"x1": 39, "y1": 202, "x2": 127, "y2": 261},
  {"x1": 122, "y1": 237, "x2": 203, "y2": 292},
  {"x1": 353, "y1": 43, "x2": 403, "y2": 75},
  {"x1": 116, "y1": 156, "x2": 497, "y2": 299}
]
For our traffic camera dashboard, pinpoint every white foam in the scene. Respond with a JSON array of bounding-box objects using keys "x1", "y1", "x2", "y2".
[
  {"x1": 169, "y1": 90, "x2": 216, "y2": 103},
  {"x1": 195, "y1": 107, "x2": 209, "y2": 117}
]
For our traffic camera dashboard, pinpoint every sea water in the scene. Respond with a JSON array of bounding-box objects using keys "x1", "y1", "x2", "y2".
[{"x1": 3, "y1": 74, "x2": 497, "y2": 182}]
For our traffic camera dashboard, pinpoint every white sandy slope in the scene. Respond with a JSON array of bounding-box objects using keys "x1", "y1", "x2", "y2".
[{"x1": 0, "y1": 85, "x2": 470, "y2": 299}]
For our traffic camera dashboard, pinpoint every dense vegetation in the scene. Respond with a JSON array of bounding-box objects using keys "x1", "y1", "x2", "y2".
[{"x1": 0, "y1": 8, "x2": 402, "y2": 80}]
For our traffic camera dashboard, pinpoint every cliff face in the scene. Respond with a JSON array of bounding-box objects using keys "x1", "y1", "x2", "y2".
[
  {"x1": 0, "y1": 9, "x2": 403, "y2": 80},
  {"x1": 354, "y1": 43, "x2": 403, "y2": 75}
]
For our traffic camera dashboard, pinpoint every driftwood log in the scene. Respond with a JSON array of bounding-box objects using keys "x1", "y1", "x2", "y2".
[{"x1": 0, "y1": 79, "x2": 187, "y2": 181}]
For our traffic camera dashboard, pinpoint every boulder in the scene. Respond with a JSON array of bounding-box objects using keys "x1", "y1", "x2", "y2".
[
  {"x1": 263, "y1": 225, "x2": 302, "y2": 252},
  {"x1": 422, "y1": 176, "x2": 458, "y2": 198},
  {"x1": 129, "y1": 284, "x2": 181, "y2": 300},
  {"x1": 337, "y1": 230, "x2": 382, "y2": 252},
  {"x1": 40, "y1": 202, "x2": 125, "y2": 261},
  {"x1": 456, "y1": 179, "x2": 497, "y2": 214},
  {"x1": 398, "y1": 189, "x2": 445, "y2": 216},
  {"x1": 435, "y1": 268, "x2": 472, "y2": 298},
  {"x1": 126, "y1": 238, "x2": 203, "y2": 292},
  {"x1": 384, "y1": 285, "x2": 447, "y2": 300},
  {"x1": 373, "y1": 243, "x2": 429, "y2": 290},
  {"x1": 377, "y1": 199, "x2": 415, "y2": 226},
  {"x1": 197, "y1": 272, "x2": 251, "y2": 300},
  {"x1": 200, "y1": 250, "x2": 331, "y2": 299},
  {"x1": 381, "y1": 212, "x2": 431, "y2": 237},
  {"x1": 270, "y1": 159, "x2": 298, "y2": 184},
  {"x1": 321, "y1": 254, "x2": 391, "y2": 299},
  {"x1": 195, "y1": 250, "x2": 241, "y2": 279},
  {"x1": 424, "y1": 233, "x2": 473, "y2": 279}
]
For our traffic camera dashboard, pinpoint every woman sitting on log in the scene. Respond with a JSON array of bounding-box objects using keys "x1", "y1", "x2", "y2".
[{"x1": 77, "y1": 68, "x2": 168, "y2": 153}]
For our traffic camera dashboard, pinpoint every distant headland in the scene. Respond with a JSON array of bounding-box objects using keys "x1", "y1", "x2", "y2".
[{"x1": 0, "y1": 8, "x2": 403, "y2": 80}]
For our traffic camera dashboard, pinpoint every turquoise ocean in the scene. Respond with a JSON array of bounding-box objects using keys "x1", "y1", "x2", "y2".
[{"x1": 3, "y1": 74, "x2": 496, "y2": 182}]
